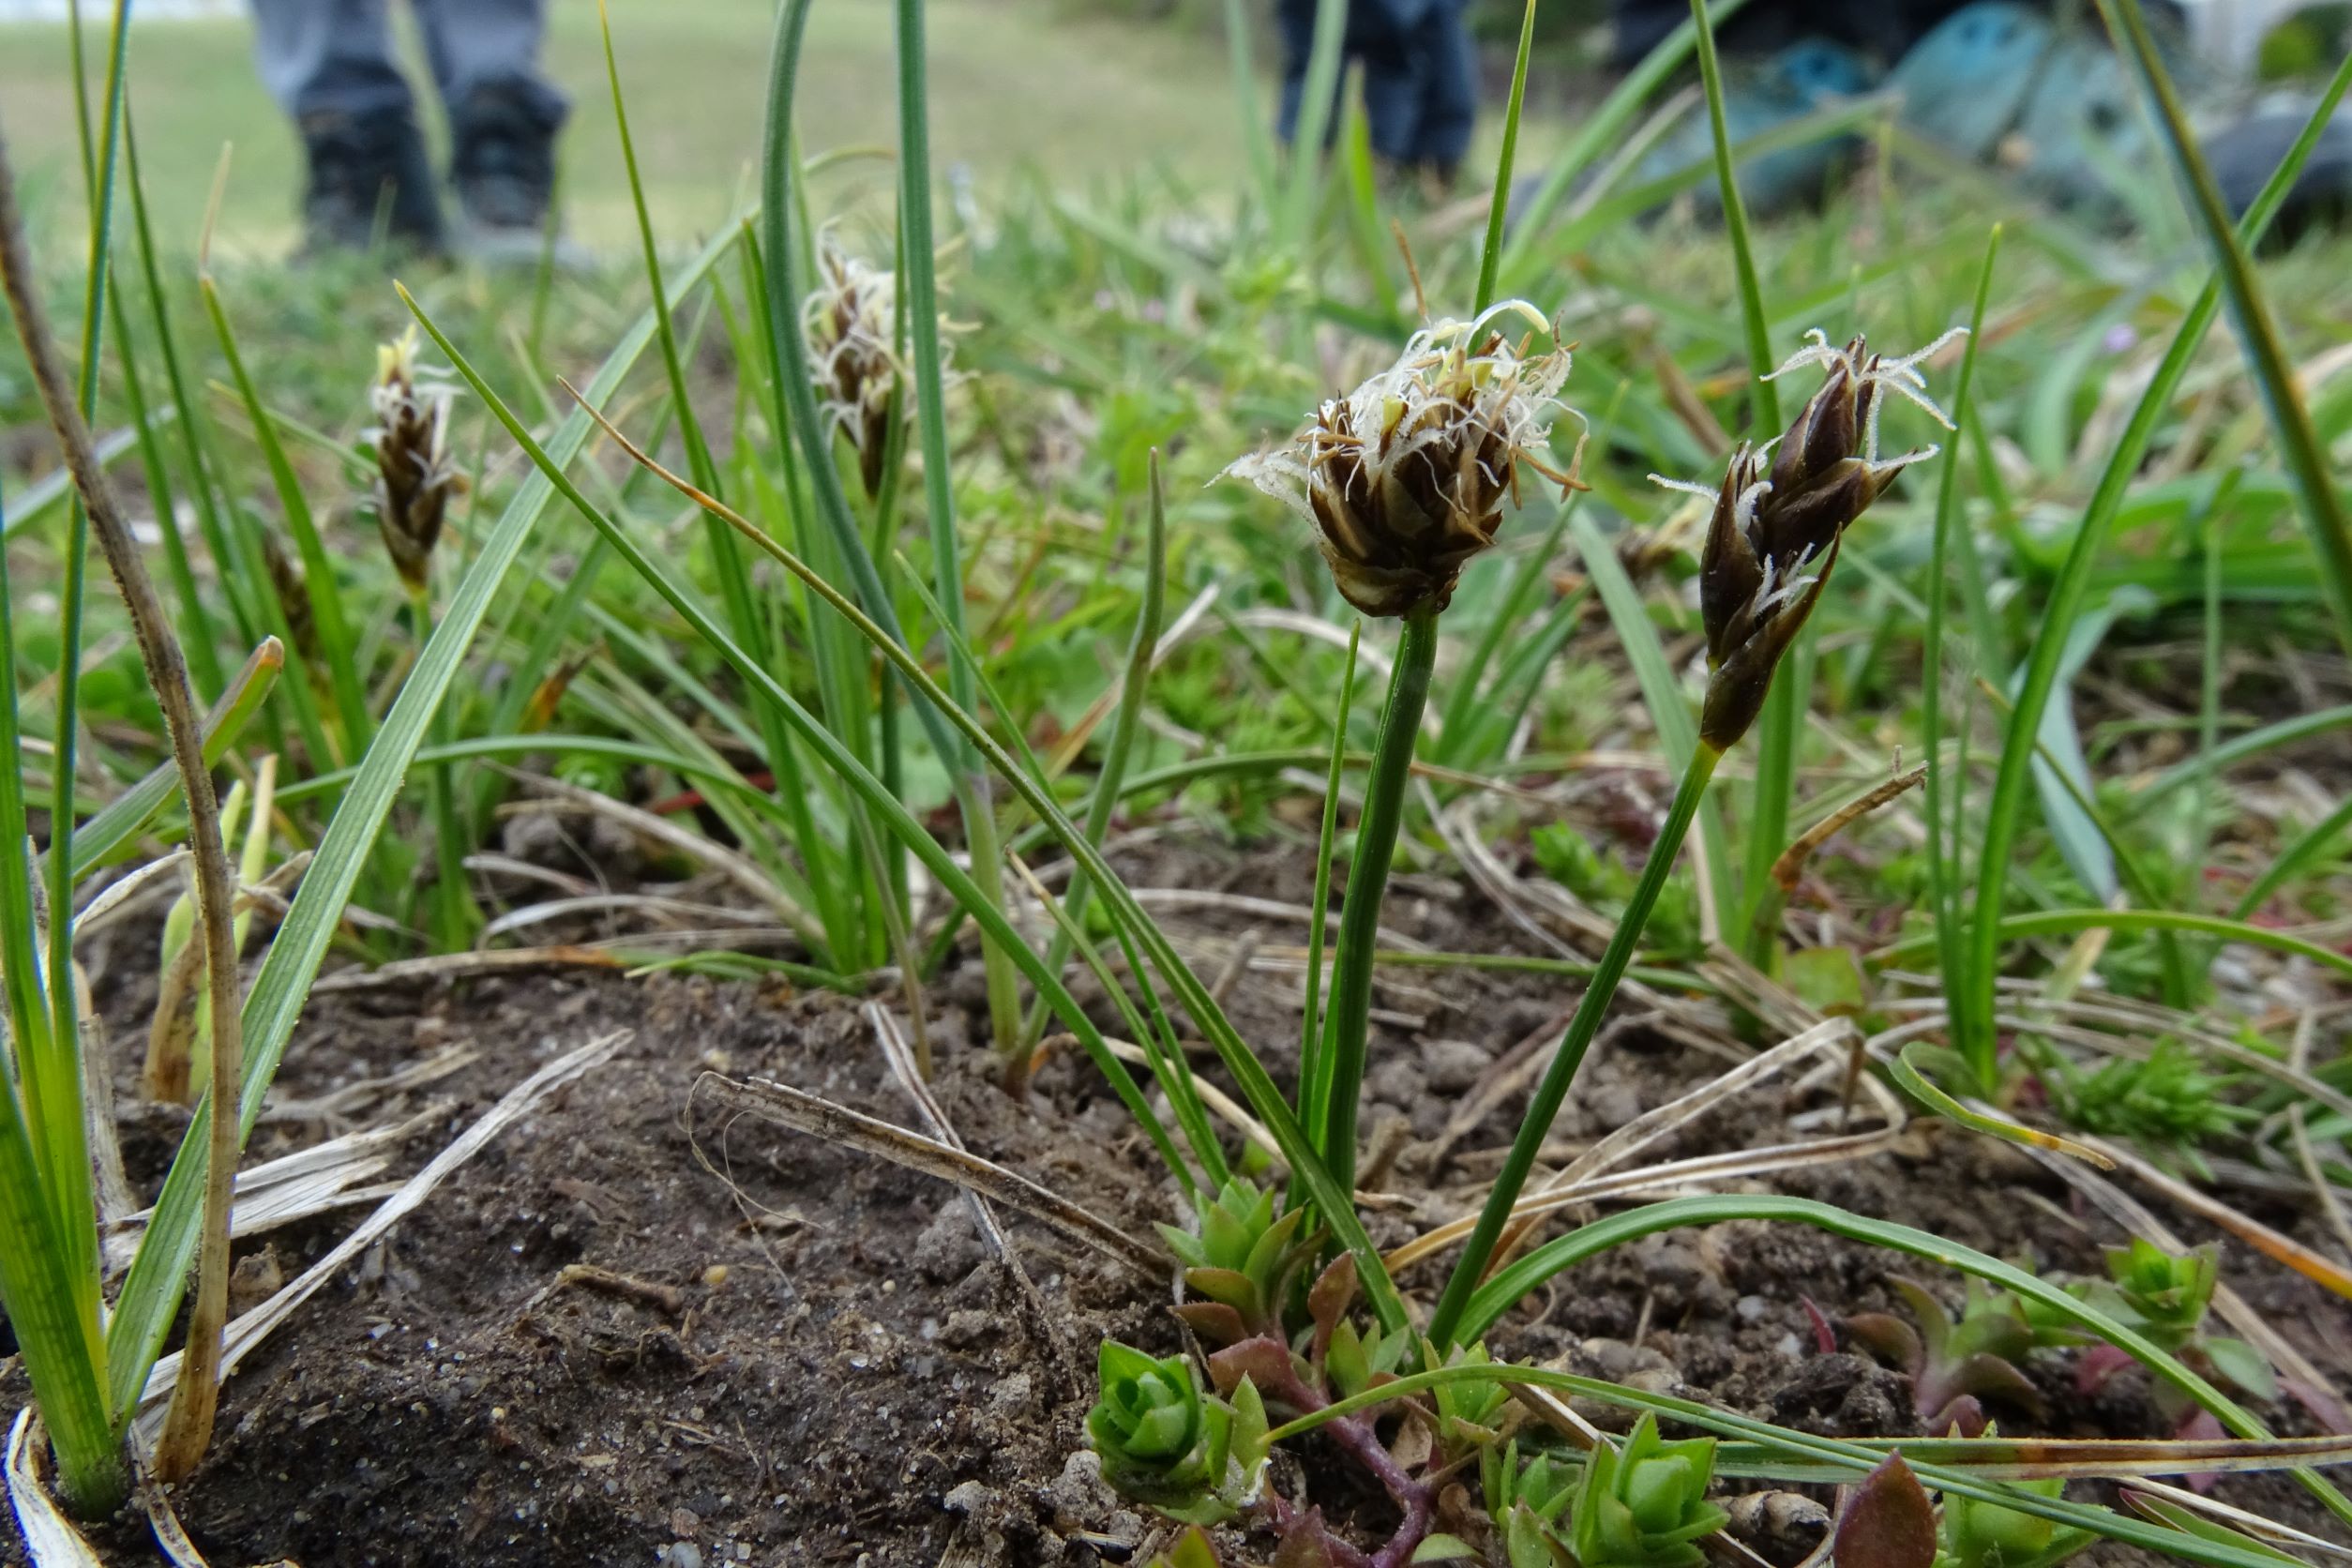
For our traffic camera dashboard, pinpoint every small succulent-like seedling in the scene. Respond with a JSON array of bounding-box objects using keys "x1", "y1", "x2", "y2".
[
  {"x1": 1939, "y1": 1477, "x2": 2099, "y2": 1568},
  {"x1": 1427, "y1": 1340, "x2": 1514, "y2": 1456},
  {"x1": 1846, "y1": 1276, "x2": 2047, "y2": 1436},
  {"x1": 1323, "y1": 1314, "x2": 1413, "y2": 1402},
  {"x1": 802, "y1": 237, "x2": 908, "y2": 499},
  {"x1": 1088, "y1": 1341, "x2": 1268, "y2": 1524},
  {"x1": 1655, "y1": 328, "x2": 1959, "y2": 752},
  {"x1": 1225, "y1": 301, "x2": 1575, "y2": 619},
  {"x1": 1569, "y1": 1414, "x2": 1728, "y2": 1568},
  {"x1": 2090, "y1": 1238, "x2": 2218, "y2": 1352},
  {"x1": 1481, "y1": 1439, "x2": 1581, "y2": 1568},
  {"x1": 1159, "y1": 1178, "x2": 1317, "y2": 1346},
  {"x1": 367, "y1": 325, "x2": 464, "y2": 601},
  {"x1": 2071, "y1": 1240, "x2": 2275, "y2": 1411},
  {"x1": 1144, "y1": 1526, "x2": 1222, "y2": 1568}
]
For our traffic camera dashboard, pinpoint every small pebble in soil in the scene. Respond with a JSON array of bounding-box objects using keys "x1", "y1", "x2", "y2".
[
  {"x1": 914, "y1": 1199, "x2": 987, "y2": 1283},
  {"x1": 1420, "y1": 1037, "x2": 1492, "y2": 1093},
  {"x1": 1723, "y1": 1490, "x2": 1832, "y2": 1566}
]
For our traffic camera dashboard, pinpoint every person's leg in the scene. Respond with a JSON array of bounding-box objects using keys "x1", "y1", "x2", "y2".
[
  {"x1": 1276, "y1": 0, "x2": 1317, "y2": 145},
  {"x1": 1410, "y1": 0, "x2": 1477, "y2": 185},
  {"x1": 1277, "y1": 0, "x2": 1358, "y2": 153},
  {"x1": 249, "y1": 0, "x2": 409, "y2": 119},
  {"x1": 248, "y1": 0, "x2": 443, "y2": 252},
  {"x1": 410, "y1": 0, "x2": 568, "y2": 240}
]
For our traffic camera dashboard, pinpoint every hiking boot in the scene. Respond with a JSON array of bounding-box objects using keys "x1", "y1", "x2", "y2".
[
  {"x1": 448, "y1": 86, "x2": 562, "y2": 262},
  {"x1": 297, "y1": 108, "x2": 446, "y2": 257}
]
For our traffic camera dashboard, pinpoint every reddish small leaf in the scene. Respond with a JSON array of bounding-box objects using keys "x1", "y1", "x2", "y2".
[
  {"x1": 1308, "y1": 1252, "x2": 1358, "y2": 1364},
  {"x1": 1172, "y1": 1301, "x2": 1250, "y2": 1348},
  {"x1": 1208, "y1": 1336, "x2": 1295, "y2": 1397},
  {"x1": 1801, "y1": 1294, "x2": 1839, "y2": 1356},
  {"x1": 1834, "y1": 1453, "x2": 1937, "y2": 1568}
]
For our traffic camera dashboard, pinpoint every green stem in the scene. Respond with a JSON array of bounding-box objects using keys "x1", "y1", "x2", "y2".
[
  {"x1": 1317, "y1": 605, "x2": 1439, "y2": 1200},
  {"x1": 1428, "y1": 742, "x2": 1723, "y2": 1348},
  {"x1": 1471, "y1": 0, "x2": 1541, "y2": 314},
  {"x1": 1288, "y1": 623, "x2": 1362, "y2": 1215},
  {"x1": 1020, "y1": 452, "x2": 1168, "y2": 1050},
  {"x1": 894, "y1": 0, "x2": 1023, "y2": 1055}
]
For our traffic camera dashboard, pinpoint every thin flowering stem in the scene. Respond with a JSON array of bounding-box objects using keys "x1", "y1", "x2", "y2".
[
  {"x1": 1316, "y1": 604, "x2": 1438, "y2": 1199},
  {"x1": 1427, "y1": 743, "x2": 1722, "y2": 1348}
]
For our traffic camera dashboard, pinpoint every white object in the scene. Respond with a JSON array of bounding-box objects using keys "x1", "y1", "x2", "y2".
[{"x1": 2176, "y1": 0, "x2": 2329, "y2": 78}]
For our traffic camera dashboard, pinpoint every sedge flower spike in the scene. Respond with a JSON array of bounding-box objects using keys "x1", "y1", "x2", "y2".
[
  {"x1": 1659, "y1": 327, "x2": 1963, "y2": 752},
  {"x1": 368, "y1": 325, "x2": 464, "y2": 598},
  {"x1": 1227, "y1": 301, "x2": 1576, "y2": 618},
  {"x1": 803, "y1": 238, "x2": 911, "y2": 500}
]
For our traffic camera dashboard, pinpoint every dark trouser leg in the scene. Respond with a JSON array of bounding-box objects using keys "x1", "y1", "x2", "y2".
[
  {"x1": 410, "y1": 0, "x2": 568, "y2": 234},
  {"x1": 249, "y1": 0, "x2": 443, "y2": 251},
  {"x1": 1411, "y1": 0, "x2": 1477, "y2": 182}
]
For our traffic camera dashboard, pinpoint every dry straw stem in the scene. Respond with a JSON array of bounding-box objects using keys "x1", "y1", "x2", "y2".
[
  {"x1": 0, "y1": 121, "x2": 242, "y2": 1482},
  {"x1": 1770, "y1": 764, "x2": 1926, "y2": 892},
  {"x1": 693, "y1": 1074, "x2": 1166, "y2": 1279}
]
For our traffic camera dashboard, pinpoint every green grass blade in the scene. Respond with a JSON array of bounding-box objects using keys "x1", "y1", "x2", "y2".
[
  {"x1": 595, "y1": 0, "x2": 792, "y2": 818},
  {"x1": 0, "y1": 436, "x2": 118, "y2": 1525},
  {"x1": 1022, "y1": 452, "x2": 1172, "y2": 1049},
  {"x1": 1280, "y1": 0, "x2": 1349, "y2": 254},
  {"x1": 1451, "y1": 1191, "x2": 2352, "y2": 1530},
  {"x1": 1427, "y1": 746, "x2": 1721, "y2": 1348},
  {"x1": 759, "y1": 0, "x2": 1020, "y2": 1036},
  {"x1": 124, "y1": 116, "x2": 264, "y2": 655},
  {"x1": 30, "y1": 0, "x2": 132, "y2": 1349},
  {"x1": 199, "y1": 277, "x2": 370, "y2": 754},
  {"x1": 1291, "y1": 621, "x2": 1360, "y2": 1201},
  {"x1": 1891, "y1": 906, "x2": 2352, "y2": 986},
  {"x1": 2128, "y1": 703, "x2": 2352, "y2": 810},
  {"x1": 2232, "y1": 792, "x2": 2352, "y2": 922},
  {"x1": 1220, "y1": 0, "x2": 1278, "y2": 212},
  {"x1": 50, "y1": 639, "x2": 279, "y2": 881},
  {"x1": 103, "y1": 227, "x2": 746, "y2": 1420},
  {"x1": 407, "y1": 298, "x2": 1197, "y2": 1199},
  {"x1": 1959, "y1": 53, "x2": 2352, "y2": 1088},
  {"x1": 108, "y1": 283, "x2": 222, "y2": 697},
  {"x1": 1923, "y1": 230, "x2": 2000, "y2": 1055},
  {"x1": 891, "y1": 0, "x2": 1025, "y2": 1051},
  {"x1": 1471, "y1": 0, "x2": 1542, "y2": 314},
  {"x1": 1569, "y1": 510, "x2": 1734, "y2": 932},
  {"x1": 1497, "y1": 0, "x2": 1750, "y2": 288},
  {"x1": 2101, "y1": 0, "x2": 2352, "y2": 660}
]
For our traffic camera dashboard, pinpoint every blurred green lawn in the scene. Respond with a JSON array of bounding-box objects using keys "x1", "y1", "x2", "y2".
[{"x1": 0, "y1": 0, "x2": 1254, "y2": 257}]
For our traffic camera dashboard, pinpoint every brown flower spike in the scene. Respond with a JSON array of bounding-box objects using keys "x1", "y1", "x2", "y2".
[
  {"x1": 369, "y1": 326, "x2": 464, "y2": 599},
  {"x1": 804, "y1": 238, "x2": 909, "y2": 500},
  {"x1": 1663, "y1": 328, "x2": 1962, "y2": 752},
  {"x1": 1227, "y1": 303, "x2": 1576, "y2": 619}
]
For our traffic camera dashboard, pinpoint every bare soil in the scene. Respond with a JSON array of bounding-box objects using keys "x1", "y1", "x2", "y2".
[{"x1": 6, "y1": 837, "x2": 2349, "y2": 1567}]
